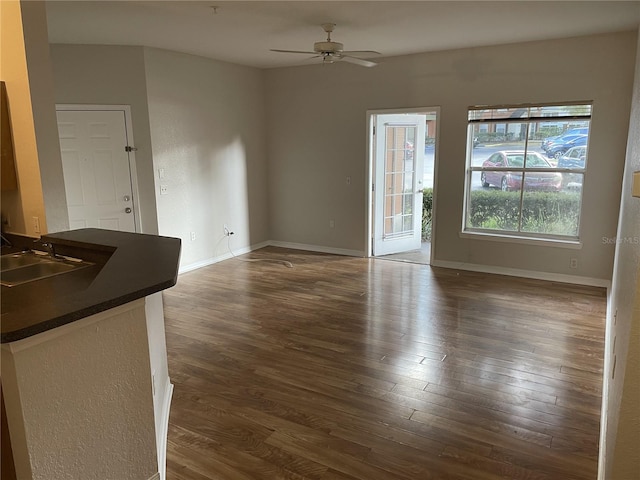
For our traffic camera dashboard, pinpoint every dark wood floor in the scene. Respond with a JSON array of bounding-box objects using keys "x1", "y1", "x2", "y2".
[{"x1": 163, "y1": 247, "x2": 606, "y2": 480}]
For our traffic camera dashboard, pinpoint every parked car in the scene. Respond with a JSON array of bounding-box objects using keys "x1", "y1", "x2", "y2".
[
  {"x1": 542, "y1": 133, "x2": 584, "y2": 154},
  {"x1": 558, "y1": 145, "x2": 587, "y2": 188},
  {"x1": 557, "y1": 146, "x2": 587, "y2": 169},
  {"x1": 541, "y1": 127, "x2": 589, "y2": 151},
  {"x1": 545, "y1": 134, "x2": 588, "y2": 159},
  {"x1": 480, "y1": 151, "x2": 562, "y2": 192}
]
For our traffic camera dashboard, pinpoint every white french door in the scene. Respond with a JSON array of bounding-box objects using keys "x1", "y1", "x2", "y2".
[
  {"x1": 373, "y1": 114, "x2": 426, "y2": 256},
  {"x1": 56, "y1": 108, "x2": 137, "y2": 233}
]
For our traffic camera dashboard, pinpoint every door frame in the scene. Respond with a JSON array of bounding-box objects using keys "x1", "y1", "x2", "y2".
[
  {"x1": 56, "y1": 104, "x2": 142, "y2": 233},
  {"x1": 365, "y1": 106, "x2": 440, "y2": 260}
]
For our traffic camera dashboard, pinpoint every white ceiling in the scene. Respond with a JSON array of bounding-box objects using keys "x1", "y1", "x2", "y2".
[{"x1": 45, "y1": 1, "x2": 640, "y2": 69}]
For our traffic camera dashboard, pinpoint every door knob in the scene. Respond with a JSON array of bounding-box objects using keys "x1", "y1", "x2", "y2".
[
  {"x1": 125, "y1": 207, "x2": 132, "y2": 214},
  {"x1": 123, "y1": 195, "x2": 130, "y2": 202}
]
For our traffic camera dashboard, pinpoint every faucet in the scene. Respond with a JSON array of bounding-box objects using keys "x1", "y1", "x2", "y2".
[{"x1": 41, "y1": 242, "x2": 58, "y2": 259}]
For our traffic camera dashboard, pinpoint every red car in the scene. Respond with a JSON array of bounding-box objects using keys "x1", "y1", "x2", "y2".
[{"x1": 480, "y1": 151, "x2": 562, "y2": 192}]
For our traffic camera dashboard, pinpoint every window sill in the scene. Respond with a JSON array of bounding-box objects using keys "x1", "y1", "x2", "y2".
[{"x1": 460, "y1": 230, "x2": 582, "y2": 249}]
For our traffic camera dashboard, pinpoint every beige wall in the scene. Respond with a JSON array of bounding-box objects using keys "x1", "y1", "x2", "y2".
[
  {"x1": 1, "y1": 1, "x2": 68, "y2": 236},
  {"x1": 0, "y1": 0, "x2": 48, "y2": 236},
  {"x1": 143, "y1": 47, "x2": 269, "y2": 269},
  {"x1": 265, "y1": 31, "x2": 637, "y2": 282},
  {"x1": 49, "y1": 44, "x2": 159, "y2": 235},
  {"x1": 19, "y1": 2, "x2": 68, "y2": 234},
  {"x1": 604, "y1": 27, "x2": 640, "y2": 480},
  {"x1": 49, "y1": 44, "x2": 271, "y2": 269}
]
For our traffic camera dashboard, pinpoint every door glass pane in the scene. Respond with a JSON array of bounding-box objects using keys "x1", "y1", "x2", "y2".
[{"x1": 383, "y1": 125, "x2": 416, "y2": 239}]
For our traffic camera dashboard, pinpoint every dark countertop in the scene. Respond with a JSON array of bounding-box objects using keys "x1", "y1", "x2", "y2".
[{"x1": 1, "y1": 229, "x2": 181, "y2": 343}]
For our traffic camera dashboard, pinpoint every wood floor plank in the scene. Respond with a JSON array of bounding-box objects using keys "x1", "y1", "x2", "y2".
[
  {"x1": 420, "y1": 381, "x2": 601, "y2": 434},
  {"x1": 320, "y1": 469, "x2": 361, "y2": 480},
  {"x1": 265, "y1": 431, "x2": 409, "y2": 480},
  {"x1": 164, "y1": 247, "x2": 605, "y2": 480},
  {"x1": 438, "y1": 446, "x2": 555, "y2": 480}
]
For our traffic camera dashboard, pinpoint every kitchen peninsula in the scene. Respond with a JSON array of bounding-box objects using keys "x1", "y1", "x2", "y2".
[{"x1": 1, "y1": 228, "x2": 181, "y2": 480}]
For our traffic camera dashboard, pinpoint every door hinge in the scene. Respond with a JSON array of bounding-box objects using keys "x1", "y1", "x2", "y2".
[
  {"x1": 125, "y1": 145, "x2": 138, "y2": 152},
  {"x1": 372, "y1": 183, "x2": 375, "y2": 192},
  {"x1": 373, "y1": 125, "x2": 376, "y2": 135}
]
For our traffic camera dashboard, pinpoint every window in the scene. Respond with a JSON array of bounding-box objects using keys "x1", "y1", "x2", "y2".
[{"x1": 464, "y1": 103, "x2": 591, "y2": 241}]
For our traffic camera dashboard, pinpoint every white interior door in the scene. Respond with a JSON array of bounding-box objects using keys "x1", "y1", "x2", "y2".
[
  {"x1": 57, "y1": 109, "x2": 137, "y2": 232},
  {"x1": 373, "y1": 114, "x2": 426, "y2": 256}
]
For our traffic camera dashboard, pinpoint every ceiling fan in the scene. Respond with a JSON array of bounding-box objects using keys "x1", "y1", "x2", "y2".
[{"x1": 271, "y1": 23, "x2": 381, "y2": 68}]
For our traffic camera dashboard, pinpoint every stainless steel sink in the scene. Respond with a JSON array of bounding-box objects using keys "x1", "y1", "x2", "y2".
[
  {"x1": 0, "y1": 251, "x2": 93, "y2": 287},
  {"x1": 1, "y1": 253, "x2": 43, "y2": 270}
]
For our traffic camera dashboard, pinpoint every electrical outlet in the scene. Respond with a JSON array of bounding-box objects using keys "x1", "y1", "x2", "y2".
[
  {"x1": 190, "y1": 231, "x2": 196, "y2": 241},
  {"x1": 569, "y1": 258, "x2": 578, "y2": 269},
  {"x1": 160, "y1": 185, "x2": 168, "y2": 195},
  {"x1": 632, "y1": 171, "x2": 640, "y2": 197},
  {"x1": 329, "y1": 219, "x2": 335, "y2": 228},
  {"x1": 33, "y1": 216, "x2": 40, "y2": 234}
]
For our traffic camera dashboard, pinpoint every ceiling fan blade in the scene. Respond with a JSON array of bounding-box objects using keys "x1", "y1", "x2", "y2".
[
  {"x1": 271, "y1": 25, "x2": 381, "y2": 67},
  {"x1": 341, "y1": 55, "x2": 378, "y2": 68},
  {"x1": 341, "y1": 50, "x2": 381, "y2": 56},
  {"x1": 288, "y1": 55, "x2": 324, "y2": 66},
  {"x1": 270, "y1": 49, "x2": 317, "y2": 54}
]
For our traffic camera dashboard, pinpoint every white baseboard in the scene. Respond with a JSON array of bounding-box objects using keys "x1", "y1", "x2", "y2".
[
  {"x1": 148, "y1": 473, "x2": 161, "y2": 480},
  {"x1": 157, "y1": 382, "x2": 174, "y2": 480},
  {"x1": 179, "y1": 241, "x2": 270, "y2": 274},
  {"x1": 430, "y1": 259, "x2": 611, "y2": 288},
  {"x1": 597, "y1": 286, "x2": 614, "y2": 480},
  {"x1": 268, "y1": 240, "x2": 364, "y2": 257},
  {"x1": 179, "y1": 240, "x2": 609, "y2": 289},
  {"x1": 179, "y1": 240, "x2": 363, "y2": 274}
]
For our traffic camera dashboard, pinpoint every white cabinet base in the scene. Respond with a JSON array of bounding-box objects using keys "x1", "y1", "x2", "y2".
[{"x1": 2, "y1": 299, "x2": 159, "y2": 480}]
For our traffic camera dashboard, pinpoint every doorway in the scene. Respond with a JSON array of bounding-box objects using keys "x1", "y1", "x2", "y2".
[
  {"x1": 367, "y1": 108, "x2": 439, "y2": 264},
  {"x1": 56, "y1": 105, "x2": 140, "y2": 233}
]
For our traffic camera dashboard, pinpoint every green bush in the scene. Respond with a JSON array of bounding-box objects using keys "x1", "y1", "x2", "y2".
[
  {"x1": 420, "y1": 189, "x2": 579, "y2": 240},
  {"x1": 422, "y1": 188, "x2": 433, "y2": 241},
  {"x1": 468, "y1": 190, "x2": 581, "y2": 236},
  {"x1": 477, "y1": 132, "x2": 507, "y2": 143},
  {"x1": 534, "y1": 126, "x2": 563, "y2": 140}
]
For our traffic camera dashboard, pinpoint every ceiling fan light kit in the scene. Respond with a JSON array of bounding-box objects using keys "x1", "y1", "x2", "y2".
[
  {"x1": 271, "y1": 23, "x2": 380, "y2": 68},
  {"x1": 314, "y1": 41, "x2": 344, "y2": 53},
  {"x1": 315, "y1": 23, "x2": 342, "y2": 53}
]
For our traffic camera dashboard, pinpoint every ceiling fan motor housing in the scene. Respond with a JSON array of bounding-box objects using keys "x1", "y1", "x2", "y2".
[{"x1": 314, "y1": 41, "x2": 343, "y2": 53}]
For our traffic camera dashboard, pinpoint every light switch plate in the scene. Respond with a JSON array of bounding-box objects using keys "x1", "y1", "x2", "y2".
[{"x1": 632, "y1": 171, "x2": 640, "y2": 198}]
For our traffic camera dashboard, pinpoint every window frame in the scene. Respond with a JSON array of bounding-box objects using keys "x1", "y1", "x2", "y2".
[{"x1": 463, "y1": 102, "x2": 592, "y2": 243}]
